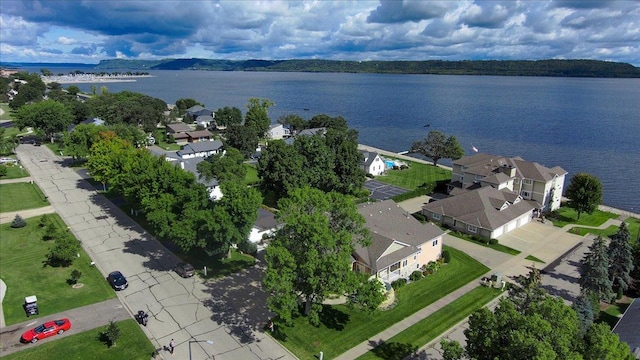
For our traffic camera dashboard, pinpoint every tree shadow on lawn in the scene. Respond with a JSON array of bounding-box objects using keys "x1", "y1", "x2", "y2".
[
  {"x1": 318, "y1": 304, "x2": 350, "y2": 331},
  {"x1": 201, "y1": 257, "x2": 274, "y2": 345},
  {"x1": 368, "y1": 339, "x2": 418, "y2": 360}
]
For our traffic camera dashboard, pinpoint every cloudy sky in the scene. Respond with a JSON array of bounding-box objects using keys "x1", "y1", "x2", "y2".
[{"x1": 1, "y1": 0, "x2": 639, "y2": 66}]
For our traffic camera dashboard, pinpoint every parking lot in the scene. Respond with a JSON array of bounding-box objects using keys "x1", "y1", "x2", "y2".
[{"x1": 363, "y1": 179, "x2": 410, "y2": 200}]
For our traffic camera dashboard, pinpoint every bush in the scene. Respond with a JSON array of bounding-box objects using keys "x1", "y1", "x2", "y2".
[
  {"x1": 411, "y1": 212, "x2": 427, "y2": 222},
  {"x1": 67, "y1": 269, "x2": 82, "y2": 285},
  {"x1": 365, "y1": 173, "x2": 375, "y2": 179},
  {"x1": 409, "y1": 270, "x2": 423, "y2": 281},
  {"x1": 10, "y1": 214, "x2": 26, "y2": 228},
  {"x1": 442, "y1": 250, "x2": 451, "y2": 263},
  {"x1": 391, "y1": 278, "x2": 407, "y2": 290},
  {"x1": 47, "y1": 231, "x2": 80, "y2": 267},
  {"x1": 237, "y1": 240, "x2": 258, "y2": 256},
  {"x1": 39, "y1": 214, "x2": 52, "y2": 227},
  {"x1": 0, "y1": 165, "x2": 7, "y2": 177},
  {"x1": 101, "y1": 320, "x2": 121, "y2": 347},
  {"x1": 489, "y1": 238, "x2": 499, "y2": 245}
]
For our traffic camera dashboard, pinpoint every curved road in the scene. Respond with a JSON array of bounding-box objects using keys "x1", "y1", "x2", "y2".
[{"x1": 14, "y1": 144, "x2": 296, "y2": 360}]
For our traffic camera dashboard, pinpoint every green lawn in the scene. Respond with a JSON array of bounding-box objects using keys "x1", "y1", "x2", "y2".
[
  {"x1": 447, "y1": 231, "x2": 521, "y2": 256},
  {"x1": 0, "y1": 214, "x2": 115, "y2": 325},
  {"x1": 357, "y1": 286, "x2": 503, "y2": 360},
  {"x1": 244, "y1": 163, "x2": 260, "y2": 185},
  {"x1": 2, "y1": 319, "x2": 155, "y2": 360},
  {"x1": 275, "y1": 246, "x2": 489, "y2": 359},
  {"x1": 1, "y1": 163, "x2": 29, "y2": 179},
  {"x1": 549, "y1": 207, "x2": 618, "y2": 228},
  {"x1": 569, "y1": 217, "x2": 640, "y2": 243},
  {"x1": 374, "y1": 159, "x2": 451, "y2": 190},
  {"x1": 0, "y1": 103, "x2": 12, "y2": 121},
  {"x1": 598, "y1": 299, "x2": 632, "y2": 329},
  {"x1": 0, "y1": 182, "x2": 49, "y2": 212},
  {"x1": 524, "y1": 255, "x2": 545, "y2": 264}
]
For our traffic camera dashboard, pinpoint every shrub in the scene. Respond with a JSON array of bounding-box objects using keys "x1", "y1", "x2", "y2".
[
  {"x1": 0, "y1": 165, "x2": 7, "y2": 177},
  {"x1": 10, "y1": 214, "x2": 26, "y2": 228},
  {"x1": 391, "y1": 278, "x2": 407, "y2": 290},
  {"x1": 412, "y1": 212, "x2": 427, "y2": 222},
  {"x1": 409, "y1": 270, "x2": 423, "y2": 281},
  {"x1": 67, "y1": 269, "x2": 82, "y2": 285},
  {"x1": 489, "y1": 238, "x2": 499, "y2": 245},
  {"x1": 365, "y1": 173, "x2": 375, "y2": 179},
  {"x1": 427, "y1": 261, "x2": 439, "y2": 274},
  {"x1": 39, "y1": 214, "x2": 52, "y2": 227},
  {"x1": 442, "y1": 250, "x2": 451, "y2": 263},
  {"x1": 101, "y1": 320, "x2": 121, "y2": 347},
  {"x1": 46, "y1": 231, "x2": 80, "y2": 267},
  {"x1": 237, "y1": 240, "x2": 258, "y2": 256}
]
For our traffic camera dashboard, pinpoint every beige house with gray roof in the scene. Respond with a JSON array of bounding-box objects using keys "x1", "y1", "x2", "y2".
[
  {"x1": 355, "y1": 200, "x2": 445, "y2": 284},
  {"x1": 449, "y1": 153, "x2": 567, "y2": 212}
]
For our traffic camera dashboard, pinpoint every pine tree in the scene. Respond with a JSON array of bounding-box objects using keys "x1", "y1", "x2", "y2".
[
  {"x1": 608, "y1": 222, "x2": 634, "y2": 296},
  {"x1": 10, "y1": 214, "x2": 26, "y2": 228},
  {"x1": 579, "y1": 236, "x2": 613, "y2": 302},
  {"x1": 572, "y1": 293, "x2": 595, "y2": 336}
]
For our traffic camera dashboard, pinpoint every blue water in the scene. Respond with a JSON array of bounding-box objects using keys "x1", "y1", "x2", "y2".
[{"x1": 31, "y1": 68, "x2": 640, "y2": 213}]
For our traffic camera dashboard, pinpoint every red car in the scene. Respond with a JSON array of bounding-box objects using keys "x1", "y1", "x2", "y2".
[{"x1": 21, "y1": 318, "x2": 71, "y2": 343}]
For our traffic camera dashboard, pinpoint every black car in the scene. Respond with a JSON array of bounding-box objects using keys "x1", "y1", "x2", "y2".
[
  {"x1": 174, "y1": 262, "x2": 195, "y2": 278},
  {"x1": 107, "y1": 271, "x2": 128, "y2": 290}
]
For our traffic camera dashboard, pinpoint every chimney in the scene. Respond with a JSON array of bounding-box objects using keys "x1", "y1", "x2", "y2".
[{"x1": 180, "y1": 161, "x2": 185, "y2": 169}]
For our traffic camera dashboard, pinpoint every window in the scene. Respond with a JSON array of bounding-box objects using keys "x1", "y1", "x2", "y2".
[
  {"x1": 414, "y1": 255, "x2": 417, "y2": 260},
  {"x1": 432, "y1": 213, "x2": 441, "y2": 220},
  {"x1": 432, "y1": 239, "x2": 438, "y2": 246},
  {"x1": 402, "y1": 259, "x2": 408, "y2": 267},
  {"x1": 390, "y1": 262, "x2": 400, "y2": 272},
  {"x1": 524, "y1": 179, "x2": 532, "y2": 185},
  {"x1": 475, "y1": 174, "x2": 483, "y2": 180},
  {"x1": 520, "y1": 190, "x2": 531, "y2": 198},
  {"x1": 468, "y1": 225, "x2": 478, "y2": 233},
  {"x1": 417, "y1": 246, "x2": 422, "y2": 254}
]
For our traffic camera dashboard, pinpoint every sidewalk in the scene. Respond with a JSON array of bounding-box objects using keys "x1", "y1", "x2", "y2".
[
  {"x1": 0, "y1": 206, "x2": 56, "y2": 224},
  {"x1": 0, "y1": 298, "x2": 130, "y2": 357}
]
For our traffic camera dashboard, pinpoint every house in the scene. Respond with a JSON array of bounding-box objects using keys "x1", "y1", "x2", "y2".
[
  {"x1": 194, "y1": 115, "x2": 215, "y2": 128},
  {"x1": 166, "y1": 123, "x2": 192, "y2": 134},
  {"x1": 449, "y1": 153, "x2": 567, "y2": 212},
  {"x1": 283, "y1": 127, "x2": 327, "y2": 145},
  {"x1": 360, "y1": 150, "x2": 386, "y2": 176},
  {"x1": 185, "y1": 105, "x2": 213, "y2": 118},
  {"x1": 177, "y1": 157, "x2": 223, "y2": 200},
  {"x1": 177, "y1": 140, "x2": 224, "y2": 159},
  {"x1": 67, "y1": 117, "x2": 105, "y2": 132},
  {"x1": 422, "y1": 186, "x2": 535, "y2": 239},
  {"x1": 186, "y1": 130, "x2": 213, "y2": 143},
  {"x1": 612, "y1": 297, "x2": 640, "y2": 358},
  {"x1": 267, "y1": 124, "x2": 291, "y2": 140},
  {"x1": 249, "y1": 208, "x2": 281, "y2": 244},
  {"x1": 354, "y1": 200, "x2": 445, "y2": 284}
]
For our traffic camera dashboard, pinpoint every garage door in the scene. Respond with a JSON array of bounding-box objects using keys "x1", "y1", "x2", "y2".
[
  {"x1": 492, "y1": 226, "x2": 504, "y2": 238},
  {"x1": 506, "y1": 221, "x2": 517, "y2": 233}
]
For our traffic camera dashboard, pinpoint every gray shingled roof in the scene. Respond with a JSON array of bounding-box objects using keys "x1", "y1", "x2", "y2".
[
  {"x1": 254, "y1": 208, "x2": 279, "y2": 231},
  {"x1": 423, "y1": 186, "x2": 534, "y2": 230},
  {"x1": 454, "y1": 153, "x2": 567, "y2": 183},
  {"x1": 360, "y1": 150, "x2": 381, "y2": 167},
  {"x1": 166, "y1": 123, "x2": 192, "y2": 133},
  {"x1": 356, "y1": 199, "x2": 445, "y2": 271},
  {"x1": 613, "y1": 297, "x2": 640, "y2": 356},
  {"x1": 186, "y1": 130, "x2": 213, "y2": 139},
  {"x1": 178, "y1": 140, "x2": 223, "y2": 156}
]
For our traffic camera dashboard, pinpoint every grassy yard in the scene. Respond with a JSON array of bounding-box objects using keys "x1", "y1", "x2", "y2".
[
  {"x1": 374, "y1": 159, "x2": 451, "y2": 190},
  {"x1": 244, "y1": 163, "x2": 260, "y2": 185},
  {"x1": 2, "y1": 319, "x2": 155, "y2": 360},
  {"x1": 1, "y1": 163, "x2": 29, "y2": 179},
  {"x1": 357, "y1": 286, "x2": 503, "y2": 360},
  {"x1": 0, "y1": 214, "x2": 115, "y2": 325},
  {"x1": 0, "y1": 182, "x2": 49, "y2": 212},
  {"x1": 447, "y1": 231, "x2": 521, "y2": 256},
  {"x1": 569, "y1": 217, "x2": 640, "y2": 244},
  {"x1": 548, "y1": 207, "x2": 618, "y2": 228},
  {"x1": 524, "y1": 254, "x2": 545, "y2": 264},
  {"x1": 275, "y1": 246, "x2": 489, "y2": 359},
  {"x1": 0, "y1": 103, "x2": 12, "y2": 120},
  {"x1": 597, "y1": 297, "x2": 633, "y2": 329}
]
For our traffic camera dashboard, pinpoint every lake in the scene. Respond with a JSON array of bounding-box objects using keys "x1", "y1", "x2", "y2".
[{"x1": 30, "y1": 68, "x2": 640, "y2": 213}]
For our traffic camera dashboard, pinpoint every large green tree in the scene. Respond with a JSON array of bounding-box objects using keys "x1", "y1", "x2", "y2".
[
  {"x1": 215, "y1": 106, "x2": 243, "y2": 127},
  {"x1": 583, "y1": 322, "x2": 635, "y2": 360},
  {"x1": 87, "y1": 131, "x2": 135, "y2": 191},
  {"x1": 175, "y1": 98, "x2": 203, "y2": 114},
  {"x1": 257, "y1": 140, "x2": 306, "y2": 199},
  {"x1": 263, "y1": 187, "x2": 370, "y2": 325},
  {"x1": 244, "y1": 98, "x2": 274, "y2": 138},
  {"x1": 225, "y1": 123, "x2": 258, "y2": 156},
  {"x1": 14, "y1": 100, "x2": 73, "y2": 142},
  {"x1": 565, "y1": 172, "x2": 603, "y2": 220},
  {"x1": 410, "y1": 130, "x2": 464, "y2": 166},
  {"x1": 63, "y1": 124, "x2": 102, "y2": 160},
  {"x1": 579, "y1": 236, "x2": 613, "y2": 302},
  {"x1": 608, "y1": 222, "x2": 634, "y2": 295},
  {"x1": 196, "y1": 147, "x2": 247, "y2": 185},
  {"x1": 277, "y1": 114, "x2": 307, "y2": 132}
]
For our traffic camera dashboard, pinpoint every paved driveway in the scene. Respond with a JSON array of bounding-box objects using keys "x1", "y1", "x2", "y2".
[
  {"x1": 14, "y1": 144, "x2": 295, "y2": 360},
  {"x1": 364, "y1": 180, "x2": 409, "y2": 200}
]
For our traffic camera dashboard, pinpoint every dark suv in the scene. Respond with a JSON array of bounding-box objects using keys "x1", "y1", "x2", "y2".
[
  {"x1": 107, "y1": 271, "x2": 128, "y2": 290},
  {"x1": 175, "y1": 262, "x2": 195, "y2": 278}
]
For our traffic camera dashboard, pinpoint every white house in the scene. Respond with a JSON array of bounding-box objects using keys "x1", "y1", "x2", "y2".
[
  {"x1": 360, "y1": 150, "x2": 386, "y2": 176},
  {"x1": 267, "y1": 124, "x2": 291, "y2": 140}
]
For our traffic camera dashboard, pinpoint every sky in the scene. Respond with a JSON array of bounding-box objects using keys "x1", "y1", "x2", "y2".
[{"x1": 1, "y1": 0, "x2": 639, "y2": 66}]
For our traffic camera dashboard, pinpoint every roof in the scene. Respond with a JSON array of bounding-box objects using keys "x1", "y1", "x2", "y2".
[
  {"x1": 355, "y1": 199, "x2": 445, "y2": 271},
  {"x1": 195, "y1": 115, "x2": 214, "y2": 122},
  {"x1": 613, "y1": 297, "x2": 640, "y2": 357},
  {"x1": 178, "y1": 157, "x2": 219, "y2": 188},
  {"x1": 454, "y1": 153, "x2": 567, "y2": 182},
  {"x1": 423, "y1": 186, "x2": 535, "y2": 230},
  {"x1": 186, "y1": 130, "x2": 213, "y2": 139},
  {"x1": 178, "y1": 140, "x2": 223, "y2": 156},
  {"x1": 360, "y1": 150, "x2": 382, "y2": 167},
  {"x1": 253, "y1": 208, "x2": 280, "y2": 231},
  {"x1": 298, "y1": 127, "x2": 326, "y2": 137},
  {"x1": 166, "y1": 123, "x2": 192, "y2": 133}
]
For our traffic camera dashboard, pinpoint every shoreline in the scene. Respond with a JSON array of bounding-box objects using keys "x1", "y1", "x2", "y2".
[
  {"x1": 358, "y1": 143, "x2": 639, "y2": 218},
  {"x1": 41, "y1": 74, "x2": 153, "y2": 84}
]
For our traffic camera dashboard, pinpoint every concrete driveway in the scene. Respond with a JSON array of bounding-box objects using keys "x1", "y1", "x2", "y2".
[
  {"x1": 14, "y1": 144, "x2": 295, "y2": 360},
  {"x1": 364, "y1": 179, "x2": 409, "y2": 200}
]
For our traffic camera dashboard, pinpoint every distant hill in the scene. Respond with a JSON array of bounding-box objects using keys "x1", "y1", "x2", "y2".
[
  {"x1": 4, "y1": 59, "x2": 639, "y2": 78},
  {"x1": 92, "y1": 59, "x2": 640, "y2": 78}
]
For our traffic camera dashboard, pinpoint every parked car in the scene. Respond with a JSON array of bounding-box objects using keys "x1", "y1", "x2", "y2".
[
  {"x1": 107, "y1": 271, "x2": 128, "y2": 290},
  {"x1": 175, "y1": 262, "x2": 195, "y2": 278},
  {"x1": 21, "y1": 318, "x2": 71, "y2": 343}
]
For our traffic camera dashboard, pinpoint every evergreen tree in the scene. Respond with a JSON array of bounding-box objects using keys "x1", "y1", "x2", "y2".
[
  {"x1": 579, "y1": 236, "x2": 613, "y2": 302},
  {"x1": 10, "y1": 214, "x2": 27, "y2": 228},
  {"x1": 572, "y1": 293, "x2": 595, "y2": 336},
  {"x1": 608, "y1": 222, "x2": 634, "y2": 296}
]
